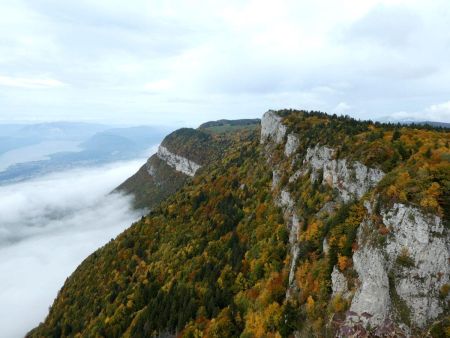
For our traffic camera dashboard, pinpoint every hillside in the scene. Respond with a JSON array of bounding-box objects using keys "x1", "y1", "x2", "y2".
[
  {"x1": 29, "y1": 110, "x2": 449, "y2": 337},
  {"x1": 115, "y1": 120, "x2": 260, "y2": 209}
]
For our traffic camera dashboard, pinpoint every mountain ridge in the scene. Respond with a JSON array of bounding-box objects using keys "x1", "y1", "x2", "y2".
[
  {"x1": 29, "y1": 110, "x2": 449, "y2": 337},
  {"x1": 115, "y1": 119, "x2": 260, "y2": 209}
]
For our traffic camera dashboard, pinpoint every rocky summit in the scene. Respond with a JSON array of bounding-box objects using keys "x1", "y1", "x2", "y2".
[{"x1": 29, "y1": 110, "x2": 449, "y2": 337}]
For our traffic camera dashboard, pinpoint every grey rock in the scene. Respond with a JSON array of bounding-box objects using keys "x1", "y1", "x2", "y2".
[
  {"x1": 279, "y1": 189, "x2": 294, "y2": 209},
  {"x1": 348, "y1": 203, "x2": 449, "y2": 329},
  {"x1": 331, "y1": 266, "x2": 351, "y2": 300},
  {"x1": 146, "y1": 163, "x2": 156, "y2": 177},
  {"x1": 382, "y1": 204, "x2": 449, "y2": 327},
  {"x1": 272, "y1": 170, "x2": 281, "y2": 190},
  {"x1": 288, "y1": 169, "x2": 305, "y2": 183},
  {"x1": 317, "y1": 201, "x2": 338, "y2": 218},
  {"x1": 351, "y1": 222, "x2": 391, "y2": 326},
  {"x1": 157, "y1": 145, "x2": 201, "y2": 176},
  {"x1": 323, "y1": 237, "x2": 330, "y2": 256},
  {"x1": 260, "y1": 110, "x2": 287, "y2": 144},
  {"x1": 304, "y1": 145, "x2": 384, "y2": 202},
  {"x1": 287, "y1": 213, "x2": 300, "y2": 299},
  {"x1": 285, "y1": 133, "x2": 300, "y2": 157}
]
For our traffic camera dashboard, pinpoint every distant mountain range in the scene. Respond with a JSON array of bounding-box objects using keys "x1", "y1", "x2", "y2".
[
  {"x1": 409, "y1": 120, "x2": 450, "y2": 128},
  {"x1": 376, "y1": 118, "x2": 450, "y2": 129},
  {"x1": 0, "y1": 122, "x2": 170, "y2": 184}
]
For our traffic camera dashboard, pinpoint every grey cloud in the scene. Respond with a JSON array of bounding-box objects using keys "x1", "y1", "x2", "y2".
[
  {"x1": 1, "y1": 1, "x2": 450, "y2": 124},
  {"x1": 25, "y1": 0, "x2": 207, "y2": 59},
  {"x1": 343, "y1": 5, "x2": 421, "y2": 48}
]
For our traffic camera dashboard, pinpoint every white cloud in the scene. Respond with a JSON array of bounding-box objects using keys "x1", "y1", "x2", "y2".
[
  {"x1": 381, "y1": 101, "x2": 450, "y2": 122},
  {"x1": 0, "y1": 75, "x2": 64, "y2": 89},
  {"x1": 426, "y1": 101, "x2": 450, "y2": 114},
  {"x1": 144, "y1": 79, "x2": 172, "y2": 92},
  {"x1": 333, "y1": 102, "x2": 352, "y2": 115},
  {"x1": 0, "y1": 1, "x2": 449, "y2": 124},
  {"x1": 0, "y1": 160, "x2": 145, "y2": 337},
  {"x1": 423, "y1": 101, "x2": 450, "y2": 122}
]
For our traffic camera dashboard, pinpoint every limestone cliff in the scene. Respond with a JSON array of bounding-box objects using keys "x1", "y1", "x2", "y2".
[
  {"x1": 115, "y1": 128, "x2": 209, "y2": 209},
  {"x1": 349, "y1": 202, "x2": 449, "y2": 330},
  {"x1": 156, "y1": 145, "x2": 201, "y2": 177},
  {"x1": 260, "y1": 109, "x2": 449, "y2": 335}
]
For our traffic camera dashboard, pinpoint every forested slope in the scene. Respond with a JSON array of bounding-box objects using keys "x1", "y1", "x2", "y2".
[
  {"x1": 115, "y1": 120, "x2": 259, "y2": 210},
  {"x1": 29, "y1": 110, "x2": 449, "y2": 337}
]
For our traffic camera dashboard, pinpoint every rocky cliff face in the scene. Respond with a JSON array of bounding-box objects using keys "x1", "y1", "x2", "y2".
[
  {"x1": 261, "y1": 110, "x2": 386, "y2": 301},
  {"x1": 260, "y1": 110, "x2": 449, "y2": 335},
  {"x1": 262, "y1": 111, "x2": 301, "y2": 299},
  {"x1": 116, "y1": 120, "x2": 260, "y2": 209},
  {"x1": 304, "y1": 145, "x2": 385, "y2": 202},
  {"x1": 115, "y1": 128, "x2": 213, "y2": 209},
  {"x1": 349, "y1": 202, "x2": 449, "y2": 330},
  {"x1": 260, "y1": 110, "x2": 287, "y2": 144},
  {"x1": 157, "y1": 145, "x2": 201, "y2": 176},
  {"x1": 115, "y1": 153, "x2": 189, "y2": 210}
]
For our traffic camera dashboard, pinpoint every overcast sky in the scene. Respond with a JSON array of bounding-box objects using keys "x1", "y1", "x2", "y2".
[{"x1": 0, "y1": 0, "x2": 449, "y2": 125}]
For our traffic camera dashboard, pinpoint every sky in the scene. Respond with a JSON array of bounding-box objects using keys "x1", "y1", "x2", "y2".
[
  {"x1": 0, "y1": 0, "x2": 450, "y2": 125},
  {"x1": 0, "y1": 159, "x2": 144, "y2": 337}
]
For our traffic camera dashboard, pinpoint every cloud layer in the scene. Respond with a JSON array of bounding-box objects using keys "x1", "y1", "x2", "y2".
[
  {"x1": 0, "y1": 160, "x2": 144, "y2": 337},
  {"x1": 0, "y1": 0, "x2": 449, "y2": 124}
]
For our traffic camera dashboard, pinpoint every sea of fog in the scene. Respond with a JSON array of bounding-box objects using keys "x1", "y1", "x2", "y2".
[{"x1": 0, "y1": 159, "x2": 148, "y2": 338}]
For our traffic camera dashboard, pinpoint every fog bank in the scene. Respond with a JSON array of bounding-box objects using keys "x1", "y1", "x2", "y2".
[{"x1": 0, "y1": 160, "x2": 145, "y2": 337}]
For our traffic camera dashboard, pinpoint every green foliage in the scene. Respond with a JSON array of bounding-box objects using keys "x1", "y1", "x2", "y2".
[
  {"x1": 429, "y1": 316, "x2": 450, "y2": 338},
  {"x1": 396, "y1": 248, "x2": 415, "y2": 268},
  {"x1": 388, "y1": 272, "x2": 412, "y2": 326},
  {"x1": 199, "y1": 118, "x2": 260, "y2": 130},
  {"x1": 161, "y1": 128, "x2": 222, "y2": 165}
]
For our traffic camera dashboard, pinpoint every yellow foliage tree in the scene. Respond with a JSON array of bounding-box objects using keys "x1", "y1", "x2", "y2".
[{"x1": 337, "y1": 254, "x2": 350, "y2": 271}]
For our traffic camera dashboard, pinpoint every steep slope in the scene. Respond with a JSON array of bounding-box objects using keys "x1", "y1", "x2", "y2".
[
  {"x1": 29, "y1": 127, "x2": 292, "y2": 337},
  {"x1": 116, "y1": 120, "x2": 260, "y2": 210},
  {"x1": 261, "y1": 110, "x2": 449, "y2": 336},
  {"x1": 29, "y1": 110, "x2": 449, "y2": 337}
]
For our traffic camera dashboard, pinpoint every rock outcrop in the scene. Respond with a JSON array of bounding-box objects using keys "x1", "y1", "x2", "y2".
[
  {"x1": 382, "y1": 204, "x2": 448, "y2": 327},
  {"x1": 347, "y1": 202, "x2": 449, "y2": 329},
  {"x1": 350, "y1": 233, "x2": 391, "y2": 325},
  {"x1": 261, "y1": 111, "x2": 301, "y2": 298},
  {"x1": 285, "y1": 133, "x2": 299, "y2": 157},
  {"x1": 262, "y1": 110, "x2": 449, "y2": 333},
  {"x1": 331, "y1": 266, "x2": 351, "y2": 300},
  {"x1": 304, "y1": 145, "x2": 385, "y2": 202},
  {"x1": 260, "y1": 110, "x2": 287, "y2": 144},
  {"x1": 146, "y1": 163, "x2": 156, "y2": 177},
  {"x1": 157, "y1": 145, "x2": 201, "y2": 177},
  {"x1": 275, "y1": 186, "x2": 300, "y2": 299}
]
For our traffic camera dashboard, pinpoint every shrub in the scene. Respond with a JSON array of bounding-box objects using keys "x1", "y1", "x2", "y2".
[
  {"x1": 396, "y1": 248, "x2": 415, "y2": 268},
  {"x1": 439, "y1": 283, "x2": 450, "y2": 299}
]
